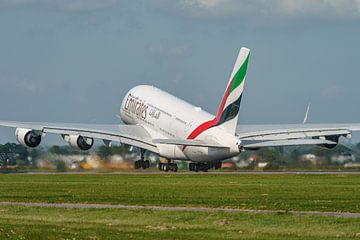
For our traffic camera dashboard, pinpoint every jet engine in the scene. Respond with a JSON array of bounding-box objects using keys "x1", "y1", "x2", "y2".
[
  {"x1": 15, "y1": 128, "x2": 42, "y2": 148},
  {"x1": 63, "y1": 135, "x2": 94, "y2": 151},
  {"x1": 317, "y1": 135, "x2": 340, "y2": 149}
]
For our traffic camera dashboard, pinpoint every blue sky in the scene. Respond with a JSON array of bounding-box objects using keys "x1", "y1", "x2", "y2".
[{"x1": 1, "y1": 0, "x2": 360, "y2": 144}]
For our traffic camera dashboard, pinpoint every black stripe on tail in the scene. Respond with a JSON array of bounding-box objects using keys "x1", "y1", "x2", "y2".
[{"x1": 217, "y1": 94, "x2": 242, "y2": 126}]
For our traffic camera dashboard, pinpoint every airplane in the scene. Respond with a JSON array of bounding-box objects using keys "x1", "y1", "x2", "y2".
[{"x1": 1, "y1": 47, "x2": 359, "y2": 172}]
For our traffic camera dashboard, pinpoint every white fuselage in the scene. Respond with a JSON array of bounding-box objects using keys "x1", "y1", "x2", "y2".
[{"x1": 120, "y1": 85, "x2": 240, "y2": 162}]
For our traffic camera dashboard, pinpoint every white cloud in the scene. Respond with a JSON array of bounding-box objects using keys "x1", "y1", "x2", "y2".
[
  {"x1": 0, "y1": 0, "x2": 118, "y2": 12},
  {"x1": 153, "y1": 0, "x2": 360, "y2": 20},
  {"x1": 148, "y1": 43, "x2": 191, "y2": 58},
  {"x1": 321, "y1": 85, "x2": 345, "y2": 98},
  {"x1": 60, "y1": 0, "x2": 118, "y2": 12},
  {"x1": 0, "y1": 0, "x2": 35, "y2": 7},
  {"x1": 0, "y1": 73, "x2": 67, "y2": 94},
  {"x1": 2, "y1": 0, "x2": 360, "y2": 19}
]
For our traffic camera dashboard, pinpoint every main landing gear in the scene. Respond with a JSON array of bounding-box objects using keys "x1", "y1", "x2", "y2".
[
  {"x1": 134, "y1": 149, "x2": 150, "y2": 170},
  {"x1": 158, "y1": 160, "x2": 178, "y2": 172},
  {"x1": 189, "y1": 161, "x2": 222, "y2": 172},
  {"x1": 134, "y1": 159, "x2": 150, "y2": 169}
]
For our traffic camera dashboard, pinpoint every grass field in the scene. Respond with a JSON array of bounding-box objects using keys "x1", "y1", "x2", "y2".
[
  {"x1": 1, "y1": 173, "x2": 360, "y2": 239},
  {"x1": 1, "y1": 205, "x2": 360, "y2": 240},
  {"x1": 0, "y1": 173, "x2": 360, "y2": 212}
]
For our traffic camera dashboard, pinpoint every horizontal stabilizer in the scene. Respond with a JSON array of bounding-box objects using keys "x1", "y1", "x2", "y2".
[
  {"x1": 153, "y1": 139, "x2": 228, "y2": 149},
  {"x1": 242, "y1": 138, "x2": 337, "y2": 149}
]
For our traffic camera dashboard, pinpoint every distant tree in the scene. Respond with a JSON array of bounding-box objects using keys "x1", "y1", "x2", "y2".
[
  {"x1": 97, "y1": 145, "x2": 112, "y2": 158},
  {"x1": 110, "y1": 145, "x2": 127, "y2": 155},
  {"x1": 55, "y1": 160, "x2": 66, "y2": 171},
  {"x1": 0, "y1": 143, "x2": 29, "y2": 167},
  {"x1": 49, "y1": 145, "x2": 62, "y2": 155}
]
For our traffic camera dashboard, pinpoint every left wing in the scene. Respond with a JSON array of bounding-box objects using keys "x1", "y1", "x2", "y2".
[
  {"x1": 0, "y1": 121, "x2": 159, "y2": 153},
  {"x1": 153, "y1": 138, "x2": 228, "y2": 148},
  {"x1": 237, "y1": 123, "x2": 360, "y2": 148}
]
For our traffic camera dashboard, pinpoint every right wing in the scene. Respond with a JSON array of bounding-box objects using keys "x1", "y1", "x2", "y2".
[
  {"x1": 237, "y1": 123, "x2": 359, "y2": 149},
  {"x1": 241, "y1": 138, "x2": 338, "y2": 149},
  {"x1": 0, "y1": 121, "x2": 159, "y2": 153}
]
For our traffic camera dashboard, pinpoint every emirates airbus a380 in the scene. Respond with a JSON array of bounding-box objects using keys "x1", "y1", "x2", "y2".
[{"x1": 1, "y1": 47, "x2": 359, "y2": 172}]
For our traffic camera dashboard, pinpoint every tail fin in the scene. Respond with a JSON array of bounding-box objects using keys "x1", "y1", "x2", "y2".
[{"x1": 215, "y1": 47, "x2": 250, "y2": 135}]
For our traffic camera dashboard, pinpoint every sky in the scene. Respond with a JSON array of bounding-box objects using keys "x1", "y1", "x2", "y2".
[{"x1": 1, "y1": 0, "x2": 360, "y2": 144}]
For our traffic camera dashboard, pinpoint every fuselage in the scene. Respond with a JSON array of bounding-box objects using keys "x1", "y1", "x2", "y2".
[{"x1": 120, "y1": 85, "x2": 241, "y2": 162}]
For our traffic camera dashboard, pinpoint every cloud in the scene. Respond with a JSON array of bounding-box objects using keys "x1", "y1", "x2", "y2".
[
  {"x1": 59, "y1": 0, "x2": 118, "y2": 12},
  {"x1": 0, "y1": 73, "x2": 67, "y2": 94},
  {"x1": 0, "y1": 0, "x2": 118, "y2": 12},
  {"x1": 2, "y1": 0, "x2": 360, "y2": 20},
  {"x1": 152, "y1": 0, "x2": 360, "y2": 21},
  {"x1": 148, "y1": 43, "x2": 192, "y2": 58},
  {"x1": 321, "y1": 85, "x2": 345, "y2": 98}
]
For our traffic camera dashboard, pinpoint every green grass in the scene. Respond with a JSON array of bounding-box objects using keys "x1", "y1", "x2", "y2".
[
  {"x1": 0, "y1": 205, "x2": 360, "y2": 240},
  {"x1": 1, "y1": 173, "x2": 360, "y2": 213},
  {"x1": 1, "y1": 173, "x2": 360, "y2": 239}
]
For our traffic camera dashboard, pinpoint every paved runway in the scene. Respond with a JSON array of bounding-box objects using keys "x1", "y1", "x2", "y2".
[
  {"x1": 1, "y1": 201, "x2": 360, "y2": 218},
  {"x1": 4, "y1": 171, "x2": 360, "y2": 175}
]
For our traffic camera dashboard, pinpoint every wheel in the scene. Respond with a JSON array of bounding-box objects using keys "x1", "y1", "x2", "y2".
[
  {"x1": 145, "y1": 160, "x2": 150, "y2": 169},
  {"x1": 134, "y1": 161, "x2": 140, "y2": 169},
  {"x1": 189, "y1": 163, "x2": 194, "y2": 171},
  {"x1": 202, "y1": 164, "x2": 209, "y2": 172},
  {"x1": 169, "y1": 163, "x2": 174, "y2": 171},
  {"x1": 164, "y1": 164, "x2": 169, "y2": 172},
  {"x1": 194, "y1": 164, "x2": 199, "y2": 172},
  {"x1": 214, "y1": 162, "x2": 222, "y2": 169}
]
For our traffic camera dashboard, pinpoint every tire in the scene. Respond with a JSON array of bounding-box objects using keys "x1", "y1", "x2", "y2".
[
  {"x1": 202, "y1": 164, "x2": 209, "y2": 172},
  {"x1": 145, "y1": 160, "x2": 150, "y2": 169},
  {"x1": 194, "y1": 164, "x2": 199, "y2": 172},
  {"x1": 214, "y1": 162, "x2": 222, "y2": 170},
  {"x1": 189, "y1": 163, "x2": 194, "y2": 171}
]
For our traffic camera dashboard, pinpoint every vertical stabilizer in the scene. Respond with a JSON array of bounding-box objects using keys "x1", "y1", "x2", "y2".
[
  {"x1": 186, "y1": 47, "x2": 250, "y2": 142},
  {"x1": 303, "y1": 103, "x2": 311, "y2": 124},
  {"x1": 215, "y1": 47, "x2": 250, "y2": 135}
]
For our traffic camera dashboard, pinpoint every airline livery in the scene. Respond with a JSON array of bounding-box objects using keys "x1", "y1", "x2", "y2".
[{"x1": 1, "y1": 47, "x2": 359, "y2": 172}]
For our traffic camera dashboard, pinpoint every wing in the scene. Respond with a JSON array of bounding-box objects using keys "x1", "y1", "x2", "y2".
[
  {"x1": 153, "y1": 139, "x2": 228, "y2": 148},
  {"x1": 237, "y1": 123, "x2": 360, "y2": 149},
  {"x1": 0, "y1": 121, "x2": 159, "y2": 153}
]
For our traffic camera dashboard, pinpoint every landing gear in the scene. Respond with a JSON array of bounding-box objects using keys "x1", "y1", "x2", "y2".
[
  {"x1": 134, "y1": 159, "x2": 150, "y2": 169},
  {"x1": 189, "y1": 162, "x2": 222, "y2": 172},
  {"x1": 214, "y1": 162, "x2": 222, "y2": 170},
  {"x1": 158, "y1": 161, "x2": 178, "y2": 172},
  {"x1": 134, "y1": 149, "x2": 150, "y2": 170},
  {"x1": 189, "y1": 162, "x2": 208, "y2": 172}
]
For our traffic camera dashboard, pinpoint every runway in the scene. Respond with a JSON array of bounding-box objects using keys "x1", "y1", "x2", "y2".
[
  {"x1": 5, "y1": 171, "x2": 360, "y2": 175},
  {"x1": 1, "y1": 201, "x2": 360, "y2": 218}
]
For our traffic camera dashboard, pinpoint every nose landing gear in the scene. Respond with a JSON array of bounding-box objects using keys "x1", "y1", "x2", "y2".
[
  {"x1": 158, "y1": 162, "x2": 178, "y2": 172},
  {"x1": 158, "y1": 158, "x2": 178, "y2": 172}
]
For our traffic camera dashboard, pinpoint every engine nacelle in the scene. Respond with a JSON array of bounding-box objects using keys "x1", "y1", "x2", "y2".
[
  {"x1": 63, "y1": 135, "x2": 94, "y2": 151},
  {"x1": 15, "y1": 128, "x2": 42, "y2": 148},
  {"x1": 316, "y1": 135, "x2": 339, "y2": 149},
  {"x1": 321, "y1": 143, "x2": 338, "y2": 149}
]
